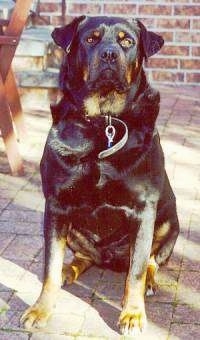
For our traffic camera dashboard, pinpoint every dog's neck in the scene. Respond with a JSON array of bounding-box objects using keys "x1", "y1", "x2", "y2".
[
  {"x1": 83, "y1": 91, "x2": 127, "y2": 117},
  {"x1": 83, "y1": 67, "x2": 147, "y2": 118},
  {"x1": 60, "y1": 66, "x2": 147, "y2": 119}
]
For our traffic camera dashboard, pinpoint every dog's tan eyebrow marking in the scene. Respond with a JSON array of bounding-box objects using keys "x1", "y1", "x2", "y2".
[
  {"x1": 118, "y1": 31, "x2": 125, "y2": 39},
  {"x1": 93, "y1": 30, "x2": 100, "y2": 37}
]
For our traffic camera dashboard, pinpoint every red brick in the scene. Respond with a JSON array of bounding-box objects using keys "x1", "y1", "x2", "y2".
[
  {"x1": 68, "y1": 4, "x2": 101, "y2": 15},
  {"x1": 166, "y1": 0, "x2": 190, "y2": 2},
  {"x1": 157, "y1": 18, "x2": 190, "y2": 29},
  {"x1": 39, "y1": 3, "x2": 61, "y2": 13},
  {"x1": 174, "y1": 5, "x2": 200, "y2": 16},
  {"x1": 138, "y1": 5, "x2": 172, "y2": 15},
  {"x1": 180, "y1": 59, "x2": 200, "y2": 70},
  {"x1": 156, "y1": 31, "x2": 173, "y2": 42},
  {"x1": 135, "y1": 17, "x2": 156, "y2": 29},
  {"x1": 65, "y1": 16, "x2": 75, "y2": 25},
  {"x1": 147, "y1": 58, "x2": 178, "y2": 69},
  {"x1": 104, "y1": 4, "x2": 136, "y2": 15},
  {"x1": 186, "y1": 73, "x2": 200, "y2": 83},
  {"x1": 151, "y1": 70, "x2": 184, "y2": 82},
  {"x1": 51, "y1": 16, "x2": 64, "y2": 26},
  {"x1": 192, "y1": 19, "x2": 200, "y2": 30},
  {"x1": 191, "y1": 46, "x2": 200, "y2": 57},
  {"x1": 32, "y1": 15, "x2": 50, "y2": 26},
  {"x1": 160, "y1": 45, "x2": 189, "y2": 56},
  {"x1": 175, "y1": 32, "x2": 200, "y2": 43}
]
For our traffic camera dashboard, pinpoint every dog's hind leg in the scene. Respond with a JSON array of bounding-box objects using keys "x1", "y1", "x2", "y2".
[
  {"x1": 145, "y1": 255, "x2": 158, "y2": 296},
  {"x1": 155, "y1": 219, "x2": 179, "y2": 266},
  {"x1": 62, "y1": 252, "x2": 93, "y2": 285}
]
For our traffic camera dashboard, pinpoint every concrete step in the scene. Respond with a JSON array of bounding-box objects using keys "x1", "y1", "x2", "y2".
[
  {"x1": 16, "y1": 26, "x2": 53, "y2": 57},
  {"x1": 15, "y1": 68, "x2": 59, "y2": 88},
  {"x1": 16, "y1": 68, "x2": 60, "y2": 109},
  {"x1": 13, "y1": 26, "x2": 62, "y2": 73},
  {"x1": 1, "y1": 3, "x2": 60, "y2": 107}
]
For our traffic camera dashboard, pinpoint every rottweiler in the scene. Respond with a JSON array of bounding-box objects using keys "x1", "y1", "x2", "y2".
[{"x1": 21, "y1": 16, "x2": 179, "y2": 335}]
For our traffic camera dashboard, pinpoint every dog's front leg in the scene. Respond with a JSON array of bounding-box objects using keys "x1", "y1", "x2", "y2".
[
  {"x1": 119, "y1": 202, "x2": 156, "y2": 336},
  {"x1": 21, "y1": 205, "x2": 66, "y2": 329}
]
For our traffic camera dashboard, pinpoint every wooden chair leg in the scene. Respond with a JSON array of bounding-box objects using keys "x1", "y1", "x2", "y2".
[
  {"x1": 0, "y1": 75, "x2": 24, "y2": 175},
  {"x1": 5, "y1": 68, "x2": 26, "y2": 140}
]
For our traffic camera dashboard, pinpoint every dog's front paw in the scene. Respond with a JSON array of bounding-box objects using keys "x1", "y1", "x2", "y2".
[
  {"x1": 118, "y1": 305, "x2": 147, "y2": 336},
  {"x1": 20, "y1": 303, "x2": 52, "y2": 329}
]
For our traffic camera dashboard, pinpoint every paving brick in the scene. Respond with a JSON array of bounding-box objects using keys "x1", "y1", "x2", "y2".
[
  {"x1": 176, "y1": 271, "x2": 200, "y2": 307},
  {"x1": 0, "y1": 331, "x2": 29, "y2": 339},
  {"x1": 173, "y1": 304, "x2": 200, "y2": 324},
  {"x1": 91, "y1": 298, "x2": 120, "y2": 333},
  {"x1": 95, "y1": 281, "x2": 124, "y2": 303},
  {"x1": 2, "y1": 235, "x2": 42, "y2": 261},
  {"x1": 0, "y1": 233, "x2": 16, "y2": 255},
  {"x1": 145, "y1": 303, "x2": 173, "y2": 338},
  {"x1": 169, "y1": 323, "x2": 200, "y2": 340},
  {"x1": 0, "y1": 199, "x2": 10, "y2": 211},
  {"x1": 31, "y1": 334, "x2": 75, "y2": 340},
  {"x1": 80, "y1": 306, "x2": 119, "y2": 339},
  {"x1": 0, "y1": 210, "x2": 43, "y2": 224},
  {"x1": 66, "y1": 281, "x2": 94, "y2": 301},
  {"x1": 0, "y1": 221, "x2": 42, "y2": 236}
]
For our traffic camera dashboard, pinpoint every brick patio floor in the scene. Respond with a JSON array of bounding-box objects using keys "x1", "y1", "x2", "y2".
[{"x1": 0, "y1": 85, "x2": 199, "y2": 339}]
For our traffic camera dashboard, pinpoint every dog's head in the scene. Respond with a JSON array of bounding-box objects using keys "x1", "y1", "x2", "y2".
[{"x1": 52, "y1": 16, "x2": 164, "y2": 116}]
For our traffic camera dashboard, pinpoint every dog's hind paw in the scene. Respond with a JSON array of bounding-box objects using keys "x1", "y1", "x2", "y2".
[
  {"x1": 146, "y1": 282, "x2": 158, "y2": 296},
  {"x1": 145, "y1": 255, "x2": 159, "y2": 296},
  {"x1": 62, "y1": 264, "x2": 77, "y2": 285}
]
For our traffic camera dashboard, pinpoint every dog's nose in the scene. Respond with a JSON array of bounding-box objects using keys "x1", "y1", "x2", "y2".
[{"x1": 101, "y1": 48, "x2": 118, "y2": 63}]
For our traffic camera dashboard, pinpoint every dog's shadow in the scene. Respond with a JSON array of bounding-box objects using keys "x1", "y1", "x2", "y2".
[
  {"x1": 65, "y1": 265, "x2": 125, "y2": 332},
  {"x1": 64, "y1": 259, "x2": 181, "y2": 334}
]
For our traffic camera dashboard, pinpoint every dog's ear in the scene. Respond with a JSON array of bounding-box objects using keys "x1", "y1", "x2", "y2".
[
  {"x1": 137, "y1": 20, "x2": 164, "y2": 60},
  {"x1": 51, "y1": 15, "x2": 86, "y2": 52}
]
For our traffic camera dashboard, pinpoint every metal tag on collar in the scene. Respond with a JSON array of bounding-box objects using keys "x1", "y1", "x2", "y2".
[
  {"x1": 66, "y1": 43, "x2": 71, "y2": 54},
  {"x1": 105, "y1": 115, "x2": 116, "y2": 148}
]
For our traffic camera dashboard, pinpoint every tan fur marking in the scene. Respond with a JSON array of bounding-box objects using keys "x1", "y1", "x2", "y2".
[
  {"x1": 118, "y1": 31, "x2": 125, "y2": 39},
  {"x1": 62, "y1": 254, "x2": 92, "y2": 284},
  {"x1": 84, "y1": 91, "x2": 126, "y2": 117},
  {"x1": 83, "y1": 67, "x2": 89, "y2": 82},
  {"x1": 156, "y1": 222, "x2": 170, "y2": 240},
  {"x1": 93, "y1": 30, "x2": 100, "y2": 37},
  {"x1": 126, "y1": 66, "x2": 132, "y2": 85},
  {"x1": 146, "y1": 255, "x2": 158, "y2": 296},
  {"x1": 84, "y1": 94, "x2": 101, "y2": 117}
]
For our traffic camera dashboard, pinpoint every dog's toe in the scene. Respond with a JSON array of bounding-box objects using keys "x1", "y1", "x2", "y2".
[
  {"x1": 118, "y1": 306, "x2": 147, "y2": 336},
  {"x1": 21, "y1": 304, "x2": 51, "y2": 329}
]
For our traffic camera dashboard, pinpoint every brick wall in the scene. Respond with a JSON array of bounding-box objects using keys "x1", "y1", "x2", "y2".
[{"x1": 36, "y1": 0, "x2": 200, "y2": 85}]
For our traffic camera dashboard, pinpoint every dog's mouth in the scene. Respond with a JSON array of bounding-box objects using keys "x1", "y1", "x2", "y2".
[{"x1": 87, "y1": 68, "x2": 129, "y2": 95}]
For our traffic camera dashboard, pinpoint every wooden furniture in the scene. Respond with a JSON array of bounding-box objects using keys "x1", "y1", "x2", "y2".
[{"x1": 0, "y1": 0, "x2": 32, "y2": 175}]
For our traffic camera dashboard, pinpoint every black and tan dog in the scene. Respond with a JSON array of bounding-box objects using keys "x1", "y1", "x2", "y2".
[{"x1": 21, "y1": 16, "x2": 179, "y2": 335}]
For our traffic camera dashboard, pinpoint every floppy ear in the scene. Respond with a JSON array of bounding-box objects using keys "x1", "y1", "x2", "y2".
[
  {"x1": 137, "y1": 20, "x2": 164, "y2": 60},
  {"x1": 51, "y1": 15, "x2": 86, "y2": 52}
]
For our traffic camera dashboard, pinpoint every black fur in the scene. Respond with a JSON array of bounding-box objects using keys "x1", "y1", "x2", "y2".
[{"x1": 40, "y1": 16, "x2": 179, "y2": 334}]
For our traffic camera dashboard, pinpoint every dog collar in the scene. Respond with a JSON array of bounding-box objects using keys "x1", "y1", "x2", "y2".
[{"x1": 98, "y1": 115, "x2": 128, "y2": 159}]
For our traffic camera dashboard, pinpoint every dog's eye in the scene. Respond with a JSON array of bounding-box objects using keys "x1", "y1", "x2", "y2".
[
  {"x1": 86, "y1": 31, "x2": 100, "y2": 44},
  {"x1": 86, "y1": 37, "x2": 95, "y2": 43},
  {"x1": 119, "y1": 37, "x2": 135, "y2": 49}
]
